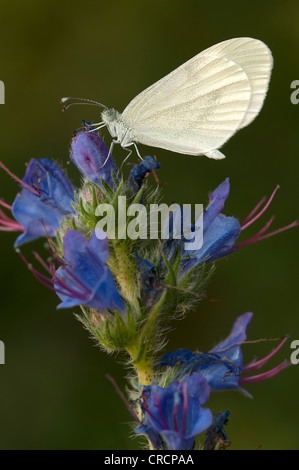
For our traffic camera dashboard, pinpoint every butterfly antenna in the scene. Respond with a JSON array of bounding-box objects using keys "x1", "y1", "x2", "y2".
[{"x1": 60, "y1": 97, "x2": 108, "y2": 112}]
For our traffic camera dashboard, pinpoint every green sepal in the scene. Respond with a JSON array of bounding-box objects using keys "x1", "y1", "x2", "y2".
[
  {"x1": 133, "y1": 289, "x2": 167, "y2": 365},
  {"x1": 76, "y1": 304, "x2": 138, "y2": 352}
]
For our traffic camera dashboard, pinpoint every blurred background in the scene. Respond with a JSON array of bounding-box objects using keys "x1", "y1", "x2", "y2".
[{"x1": 0, "y1": 0, "x2": 298, "y2": 450}]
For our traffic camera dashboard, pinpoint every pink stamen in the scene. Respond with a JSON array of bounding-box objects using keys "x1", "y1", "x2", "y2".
[
  {"x1": 241, "y1": 185, "x2": 280, "y2": 231},
  {"x1": 239, "y1": 361, "x2": 290, "y2": 385},
  {"x1": 0, "y1": 161, "x2": 41, "y2": 197},
  {"x1": 0, "y1": 207, "x2": 12, "y2": 222},
  {"x1": 0, "y1": 219, "x2": 24, "y2": 231},
  {"x1": 0, "y1": 208, "x2": 24, "y2": 231},
  {"x1": 172, "y1": 402, "x2": 180, "y2": 432},
  {"x1": 182, "y1": 381, "x2": 188, "y2": 437},
  {"x1": 17, "y1": 249, "x2": 62, "y2": 293},
  {"x1": 242, "y1": 336, "x2": 289, "y2": 374},
  {"x1": 0, "y1": 226, "x2": 21, "y2": 232},
  {"x1": 42, "y1": 257, "x2": 91, "y2": 296},
  {"x1": 106, "y1": 374, "x2": 142, "y2": 425},
  {"x1": 52, "y1": 272, "x2": 90, "y2": 297},
  {"x1": 0, "y1": 200, "x2": 12, "y2": 211},
  {"x1": 32, "y1": 251, "x2": 53, "y2": 274},
  {"x1": 35, "y1": 161, "x2": 47, "y2": 174},
  {"x1": 236, "y1": 219, "x2": 299, "y2": 249},
  {"x1": 253, "y1": 220, "x2": 299, "y2": 242},
  {"x1": 142, "y1": 391, "x2": 164, "y2": 429},
  {"x1": 17, "y1": 249, "x2": 90, "y2": 299},
  {"x1": 155, "y1": 391, "x2": 169, "y2": 430},
  {"x1": 61, "y1": 265, "x2": 92, "y2": 293},
  {"x1": 241, "y1": 196, "x2": 266, "y2": 226},
  {"x1": 50, "y1": 255, "x2": 92, "y2": 296},
  {"x1": 234, "y1": 217, "x2": 274, "y2": 249}
]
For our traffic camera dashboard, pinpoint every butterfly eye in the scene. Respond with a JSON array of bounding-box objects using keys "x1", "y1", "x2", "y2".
[{"x1": 103, "y1": 109, "x2": 116, "y2": 121}]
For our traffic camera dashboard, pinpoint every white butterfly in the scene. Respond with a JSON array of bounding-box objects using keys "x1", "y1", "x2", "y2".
[{"x1": 62, "y1": 37, "x2": 273, "y2": 162}]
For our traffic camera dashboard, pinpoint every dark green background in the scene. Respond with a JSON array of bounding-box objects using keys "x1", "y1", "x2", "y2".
[{"x1": 0, "y1": 0, "x2": 298, "y2": 450}]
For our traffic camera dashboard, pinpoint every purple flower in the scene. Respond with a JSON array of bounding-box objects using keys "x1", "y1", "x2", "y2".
[
  {"x1": 160, "y1": 313, "x2": 290, "y2": 394},
  {"x1": 18, "y1": 230, "x2": 125, "y2": 313},
  {"x1": 70, "y1": 124, "x2": 117, "y2": 188},
  {"x1": 0, "y1": 158, "x2": 75, "y2": 246},
  {"x1": 54, "y1": 230, "x2": 125, "y2": 312},
  {"x1": 181, "y1": 179, "x2": 298, "y2": 272},
  {"x1": 136, "y1": 373, "x2": 212, "y2": 450}
]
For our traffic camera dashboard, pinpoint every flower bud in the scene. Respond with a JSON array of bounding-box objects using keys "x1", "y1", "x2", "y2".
[{"x1": 70, "y1": 128, "x2": 117, "y2": 188}]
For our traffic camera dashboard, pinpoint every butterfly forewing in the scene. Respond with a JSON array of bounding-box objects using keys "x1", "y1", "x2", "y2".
[{"x1": 121, "y1": 38, "x2": 272, "y2": 157}]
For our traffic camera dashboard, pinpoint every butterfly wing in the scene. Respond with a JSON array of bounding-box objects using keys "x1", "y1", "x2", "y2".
[
  {"x1": 203, "y1": 38, "x2": 273, "y2": 129},
  {"x1": 122, "y1": 38, "x2": 272, "y2": 158}
]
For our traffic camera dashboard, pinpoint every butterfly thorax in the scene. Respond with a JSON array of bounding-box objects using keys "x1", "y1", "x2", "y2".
[{"x1": 101, "y1": 108, "x2": 134, "y2": 147}]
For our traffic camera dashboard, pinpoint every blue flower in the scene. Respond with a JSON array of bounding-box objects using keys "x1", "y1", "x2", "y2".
[
  {"x1": 160, "y1": 313, "x2": 290, "y2": 393},
  {"x1": 135, "y1": 251, "x2": 164, "y2": 308},
  {"x1": 162, "y1": 205, "x2": 195, "y2": 265},
  {"x1": 70, "y1": 124, "x2": 117, "y2": 188},
  {"x1": 129, "y1": 156, "x2": 161, "y2": 195},
  {"x1": 0, "y1": 158, "x2": 75, "y2": 247},
  {"x1": 135, "y1": 373, "x2": 212, "y2": 450},
  {"x1": 54, "y1": 230, "x2": 125, "y2": 313},
  {"x1": 181, "y1": 178, "x2": 241, "y2": 271},
  {"x1": 172, "y1": 178, "x2": 298, "y2": 273},
  {"x1": 203, "y1": 410, "x2": 230, "y2": 449}
]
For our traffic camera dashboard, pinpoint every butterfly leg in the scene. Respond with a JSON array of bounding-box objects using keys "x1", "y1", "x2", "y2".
[
  {"x1": 133, "y1": 142, "x2": 143, "y2": 161},
  {"x1": 99, "y1": 140, "x2": 116, "y2": 169},
  {"x1": 119, "y1": 140, "x2": 143, "y2": 168},
  {"x1": 119, "y1": 147, "x2": 133, "y2": 171}
]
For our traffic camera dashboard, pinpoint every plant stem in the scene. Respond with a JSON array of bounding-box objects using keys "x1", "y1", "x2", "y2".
[
  {"x1": 108, "y1": 241, "x2": 141, "y2": 316},
  {"x1": 127, "y1": 345, "x2": 154, "y2": 385}
]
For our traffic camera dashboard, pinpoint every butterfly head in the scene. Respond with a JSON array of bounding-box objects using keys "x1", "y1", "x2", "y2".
[{"x1": 101, "y1": 108, "x2": 120, "y2": 123}]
